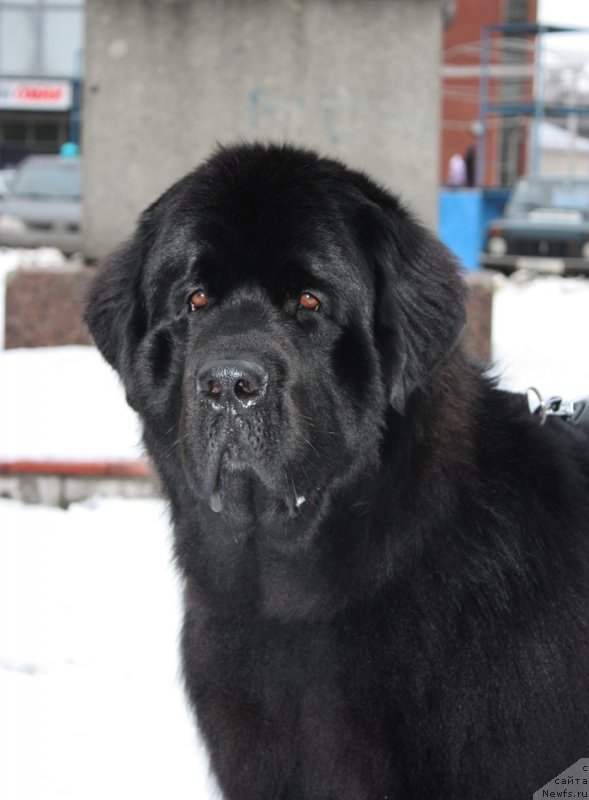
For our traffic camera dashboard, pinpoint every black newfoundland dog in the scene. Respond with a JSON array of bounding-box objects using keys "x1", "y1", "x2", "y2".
[{"x1": 86, "y1": 143, "x2": 589, "y2": 799}]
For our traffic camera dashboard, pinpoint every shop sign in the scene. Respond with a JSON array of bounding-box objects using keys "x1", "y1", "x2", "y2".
[{"x1": 0, "y1": 79, "x2": 72, "y2": 111}]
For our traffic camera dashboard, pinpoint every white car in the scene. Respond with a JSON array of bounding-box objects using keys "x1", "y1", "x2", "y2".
[{"x1": 0, "y1": 155, "x2": 82, "y2": 254}]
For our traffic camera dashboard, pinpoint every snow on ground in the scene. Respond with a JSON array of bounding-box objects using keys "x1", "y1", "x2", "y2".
[
  {"x1": 0, "y1": 496, "x2": 220, "y2": 800},
  {"x1": 1, "y1": 272, "x2": 589, "y2": 799}
]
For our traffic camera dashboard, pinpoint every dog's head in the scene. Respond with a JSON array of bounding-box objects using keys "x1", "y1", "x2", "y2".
[{"x1": 86, "y1": 143, "x2": 465, "y2": 529}]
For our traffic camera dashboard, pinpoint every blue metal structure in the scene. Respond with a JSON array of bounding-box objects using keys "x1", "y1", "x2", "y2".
[
  {"x1": 69, "y1": 47, "x2": 83, "y2": 148},
  {"x1": 476, "y1": 22, "x2": 589, "y2": 186},
  {"x1": 439, "y1": 188, "x2": 510, "y2": 270}
]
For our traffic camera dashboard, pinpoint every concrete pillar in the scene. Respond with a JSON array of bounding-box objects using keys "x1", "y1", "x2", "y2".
[{"x1": 83, "y1": 0, "x2": 443, "y2": 258}]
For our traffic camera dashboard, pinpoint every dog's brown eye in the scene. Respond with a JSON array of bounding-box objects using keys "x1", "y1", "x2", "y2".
[
  {"x1": 189, "y1": 289, "x2": 208, "y2": 310},
  {"x1": 299, "y1": 292, "x2": 320, "y2": 311}
]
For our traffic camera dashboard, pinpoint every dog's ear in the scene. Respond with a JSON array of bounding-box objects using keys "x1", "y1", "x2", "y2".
[
  {"x1": 84, "y1": 220, "x2": 151, "y2": 410},
  {"x1": 352, "y1": 183, "x2": 466, "y2": 412}
]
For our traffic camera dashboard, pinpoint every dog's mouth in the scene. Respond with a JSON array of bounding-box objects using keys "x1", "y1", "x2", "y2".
[
  {"x1": 180, "y1": 393, "x2": 316, "y2": 522},
  {"x1": 204, "y1": 441, "x2": 307, "y2": 519},
  {"x1": 207, "y1": 444, "x2": 250, "y2": 514}
]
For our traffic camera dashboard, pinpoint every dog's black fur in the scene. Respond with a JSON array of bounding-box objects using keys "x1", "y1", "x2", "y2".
[{"x1": 86, "y1": 143, "x2": 589, "y2": 799}]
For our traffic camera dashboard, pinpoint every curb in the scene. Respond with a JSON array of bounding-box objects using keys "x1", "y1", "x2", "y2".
[
  {"x1": 0, "y1": 459, "x2": 153, "y2": 477},
  {"x1": 0, "y1": 459, "x2": 158, "y2": 506}
]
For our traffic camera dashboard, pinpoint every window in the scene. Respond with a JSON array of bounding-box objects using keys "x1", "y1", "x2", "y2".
[
  {"x1": 3, "y1": 121, "x2": 27, "y2": 141},
  {"x1": 0, "y1": 9, "x2": 37, "y2": 75},
  {"x1": 11, "y1": 159, "x2": 81, "y2": 200},
  {"x1": 0, "y1": 1, "x2": 84, "y2": 77},
  {"x1": 43, "y1": 9, "x2": 83, "y2": 75},
  {"x1": 34, "y1": 121, "x2": 59, "y2": 141}
]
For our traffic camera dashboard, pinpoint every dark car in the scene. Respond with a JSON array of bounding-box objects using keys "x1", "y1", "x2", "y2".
[
  {"x1": 0, "y1": 155, "x2": 82, "y2": 253},
  {"x1": 480, "y1": 175, "x2": 589, "y2": 275}
]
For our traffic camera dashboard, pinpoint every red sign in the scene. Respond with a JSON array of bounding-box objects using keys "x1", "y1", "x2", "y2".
[{"x1": 0, "y1": 80, "x2": 72, "y2": 111}]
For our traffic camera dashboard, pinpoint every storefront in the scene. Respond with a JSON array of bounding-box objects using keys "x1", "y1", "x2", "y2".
[
  {"x1": 0, "y1": 0, "x2": 84, "y2": 168},
  {"x1": 0, "y1": 78, "x2": 74, "y2": 166}
]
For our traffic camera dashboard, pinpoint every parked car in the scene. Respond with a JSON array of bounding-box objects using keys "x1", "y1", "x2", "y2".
[
  {"x1": 0, "y1": 155, "x2": 82, "y2": 253},
  {"x1": 480, "y1": 175, "x2": 589, "y2": 275},
  {"x1": 0, "y1": 168, "x2": 15, "y2": 199}
]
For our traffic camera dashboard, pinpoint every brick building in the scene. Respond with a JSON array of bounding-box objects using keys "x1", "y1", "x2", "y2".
[{"x1": 442, "y1": 0, "x2": 538, "y2": 187}]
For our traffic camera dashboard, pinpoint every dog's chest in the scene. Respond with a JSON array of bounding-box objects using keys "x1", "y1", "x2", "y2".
[{"x1": 184, "y1": 614, "x2": 401, "y2": 798}]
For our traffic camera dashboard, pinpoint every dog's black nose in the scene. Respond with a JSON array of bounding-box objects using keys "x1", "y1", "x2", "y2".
[{"x1": 196, "y1": 358, "x2": 269, "y2": 410}]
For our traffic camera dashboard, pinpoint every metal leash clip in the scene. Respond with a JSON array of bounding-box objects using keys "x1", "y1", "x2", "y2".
[{"x1": 526, "y1": 387, "x2": 579, "y2": 426}]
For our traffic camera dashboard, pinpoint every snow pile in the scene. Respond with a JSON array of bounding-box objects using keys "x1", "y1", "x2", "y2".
[
  {"x1": 0, "y1": 247, "x2": 72, "y2": 272},
  {"x1": 0, "y1": 346, "x2": 142, "y2": 461},
  {"x1": 491, "y1": 275, "x2": 589, "y2": 399}
]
